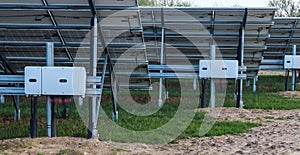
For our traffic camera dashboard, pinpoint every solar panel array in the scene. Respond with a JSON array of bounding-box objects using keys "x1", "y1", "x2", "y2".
[
  {"x1": 140, "y1": 7, "x2": 276, "y2": 78},
  {"x1": 0, "y1": 1, "x2": 281, "y2": 86},
  {"x1": 0, "y1": 0, "x2": 151, "y2": 89},
  {"x1": 261, "y1": 17, "x2": 300, "y2": 70}
]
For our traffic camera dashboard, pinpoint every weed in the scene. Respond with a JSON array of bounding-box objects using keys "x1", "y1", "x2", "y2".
[
  {"x1": 264, "y1": 116, "x2": 275, "y2": 119},
  {"x1": 58, "y1": 149, "x2": 68, "y2": 155}
]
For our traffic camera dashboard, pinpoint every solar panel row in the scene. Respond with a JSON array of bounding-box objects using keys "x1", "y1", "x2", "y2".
[
  {"x1": 262, "y1": 18, "x2": 300, "y2": 70},
  {"x1": 0, "y1": 1, "x2": 293, "y2": 84},
  {"x1": 140, "y1": 7, "x2": 276, "y2": 78}
]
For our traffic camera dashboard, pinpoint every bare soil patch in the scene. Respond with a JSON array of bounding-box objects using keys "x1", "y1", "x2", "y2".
[
  {"x1": 278, "y1": 91, "x2": 300, "y2": 99},
  {"x1": 258, "y1": 70, "x2": 286, "y2": 76}
]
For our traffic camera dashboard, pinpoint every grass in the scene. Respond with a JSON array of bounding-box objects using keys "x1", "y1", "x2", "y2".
[
  {"x1": 112, "y1": 148, "x2": 127, "y2": 155},
  {"x1": 264, "y1": 115, "x2": 294, "y2": 120},
  {"x1": 222, "y1": 75, "x2": 300, "y2": 109},
  {"x1": 264, "y1": 116, "x2": 275, "y2": 119},
  {"x1": 178, "y1": 113, "x2": 260, "y2": 139},
  {"x1": 58, "y1": 149, "x2": 68, "y2": 155},
  {"x1": 0, "y1": 75, "x2": 299, "y2": 142}
]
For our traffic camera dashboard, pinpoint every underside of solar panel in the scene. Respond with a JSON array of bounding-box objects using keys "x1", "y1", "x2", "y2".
[{"x1": 0, "y1": 0, "x2": 287, "y2": 84}]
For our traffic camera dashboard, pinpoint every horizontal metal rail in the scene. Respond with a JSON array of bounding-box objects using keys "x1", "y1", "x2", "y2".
[
  {"x1": 0, "y1": 5, "x2": 138, "y2": 10},
  {"x1": 149, "y1": 72, "x2": 247, "y2": 79},
  {"x1": 0, "y1": 25, "x2": 91, "y2": 30},
  {"x1": 0, "y1": 75, "x2": 24, "y2": 83},
  {"x1": 0, "y1": 87, "x2": 102, "y2": 96},
  {"x1": 0, "y1": 75, "x2": 102, "y2": 96},
  {"x1": 259, "y1": 65, "x2": 284, "y2": 70}
]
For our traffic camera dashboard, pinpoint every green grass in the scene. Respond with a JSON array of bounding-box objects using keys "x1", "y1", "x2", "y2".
[
  {"x1": 222, "y1": 75, "x2": 300, "y2": 109},
  {"x1": 112, "y1": 148, "x2": 127, "y2": 155},
  {"x1": 178, "y1": 112, "x2": 260, "y2": 139},
  {"x1": 58, "y1": 149, "x2": 68, "y2": 155},
  {"x1": 0, "y1": 75, "x2": 298, "y2": 142},
  {"x1": 264, "y1": 116, "x2": 275, "y2": 119}
]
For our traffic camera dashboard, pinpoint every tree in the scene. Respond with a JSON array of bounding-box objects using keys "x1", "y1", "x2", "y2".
[
  {"x1": 138, "y1": 0, "x2": 192, "y2": 7},
  {"x1": 138, "y1": 0, "x2": 156, "y2": 6},
  {"x1": 268, "y1": 0, "x2": 299, "y2": 17}
]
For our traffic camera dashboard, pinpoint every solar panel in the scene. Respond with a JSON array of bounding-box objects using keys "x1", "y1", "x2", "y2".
[
  {"x1": 46, "y1": 0, "x2": 88, "y2": 5},
  {"x1": 0, "y1": 0, "x2": 42, "y2": 5},
  {"x1": 0, "y1": 0, "x2": 151, "y2": 90},
  {"x1": 99, "y1": 9, "x2": 151, "y2": 89},
  {"x1": 0, "y1": 2, "x2": 277, "y2": 82},
  {"x1": 262, "y1": 18, "x2": 300, "y2": 70},
  {"x1": 140, "y1": 7, "x2": 276, "y2": 78}
]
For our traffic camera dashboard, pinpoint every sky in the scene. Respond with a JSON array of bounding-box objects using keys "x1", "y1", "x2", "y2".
[{"x1": 188, "y1": 0, "x2": 270, "y2": 7}]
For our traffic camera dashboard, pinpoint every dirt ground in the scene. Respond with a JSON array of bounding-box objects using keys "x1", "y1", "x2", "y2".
[
  {"x1": 258, "y1": 70, "x2": 286, "y2": 76},
  {"x1": 1, "y1": 107, "x2": 300, "y2": 155}
]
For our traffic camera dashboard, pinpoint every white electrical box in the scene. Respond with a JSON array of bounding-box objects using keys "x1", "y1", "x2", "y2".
[
  {"x1": 284, "y1": 55, "x2": 300, "y2": 69},
  {"x1": 25, "y1": 66, "x2": 42, "y2": 95},
  {"x1": 25, "y1": 67, "x2": 86, "y2": 96},
  {"x1": 284, "y1": 55, "x2": 293, "y2": 69},
  {"x1": 199, "y1": 60, "x2": 211, "y2": 78},
  {"x1": 199, "y1": 60, "x2": 238, "y2": 79},
  {"x1": 42, "y1": 67, "x2": 86, "y2": 96},
  {"x1": 293, "y1": 56, "x2": 300, "y2": 69}
]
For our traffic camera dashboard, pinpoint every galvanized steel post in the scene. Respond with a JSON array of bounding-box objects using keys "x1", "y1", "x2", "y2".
[
  {"x1": 46, "y1": 42, "x2": 55, "y2": 137},
  {"x1": 158, "y1": 7, "x2": 165, "y2": 108},
  {"x1": 292, "y1": 45, "x2": 297, "y2": 91},
  {"x1": 88, "y1": 15, "x2": 98, "y2": 139},
  {"x1": 210, "y1": 45, "x2": 216, "y2": 108}
]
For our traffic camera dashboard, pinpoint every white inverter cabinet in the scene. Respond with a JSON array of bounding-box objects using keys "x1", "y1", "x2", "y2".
[
  {"x1": 25, "y1": 67, "x2": 42, "y2": 95},
  {"x1": 199, "y1": 60, "x2": 238, "y2": 79},
  {"x1": 25, "y1": 66, "x2": 86, "y2": 96},
  {"x1": 284, "y1": 55, "x2": 300, "y2": 69}
]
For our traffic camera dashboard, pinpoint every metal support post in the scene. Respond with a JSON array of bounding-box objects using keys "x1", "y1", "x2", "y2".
[
  {"x1": 112, "y1": 78, "x2": 118, "y2": 121},
  {"x1": 292, "y1": 45, "x2": 297, "y2": 91},
  {"x1": 158, "y1": 75, "x2": 164, "y2": 107},
  {"x1": 0, "y1": 95, "x2": 4, "y2": 103},
  {"x1": 46, "y1": 42, "x2": 55, "y2": 137},
  {"x1": 158, "y1": 28, "x2": 165, "y2": 107},
  {"x1": 164, "y1": 27, "x2": 168, "y2": 100},
  {"x1": 252, "y1": 76, "x2": 257, "y2": 92},
  {"x1": 95, "y1": 53, "x2": 108, "y2": 122},
  {"x1": 158, "y1": 8, "x2": 165, "y2": 107},
  {"x1": 107, "y1": 55, "x2": 118, "y2": 121},
  {"x1": 210, "y1": 45, "x2": 216, "y2": 108},
  {"x1": 292, "y1": 70, "x2": 296, "y2": 91},
  {"x1": 88, "y1": 15, "x2": 98, "y2": 139},
  {"x1": 295, "y1": 72, "x2": 298, "y2": 91},
  {"x1": 30, "y1": 96, "x2": 38, "y2": 138},
  {"x1": 193, "y1": 78, "x2": 197, "y2": 91},
  {"x1": 285, "y1": 70, "x2": 290, "y2": 91},
  {"x1": 237, "y1": 27, "x2": 245, "y2": 108},
  {"x1": 13, "y1": 95, "x2": 20, "y2": 121},
  {"x1": 17, "y1": 96, "x2": 20, "y2": 120},
  {"x1": 51, "y1": 99, "x2": 56, "y2": 136},
  {"x1": 201, "y1": 79, "x2": 206, "y2": 108},
  {"x1": 164, "y1": 78, "x2": 169, "y2": 100},
  {"x1": 246, "y1": 79, "x2": 250, "y2": 87}
]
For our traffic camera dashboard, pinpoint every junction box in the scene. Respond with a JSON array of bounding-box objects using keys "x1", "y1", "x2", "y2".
[
  {"x1": 199, "y1": 60, "x2": 239, "y2": 79},
  {"x1": 25, "y1": 67, "x2": 86, "y2": 96},
  {"x1": 284, "y1": 55, "x2": 300, "y2": 69}
]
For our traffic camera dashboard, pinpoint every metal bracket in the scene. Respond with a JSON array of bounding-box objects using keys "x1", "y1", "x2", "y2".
[
  {"x1": 238, "y1": 66, "x2": 247, "y2": 72},
  {"x1": 238, "y1": 74, "x2": 247, "y2": 80}
]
